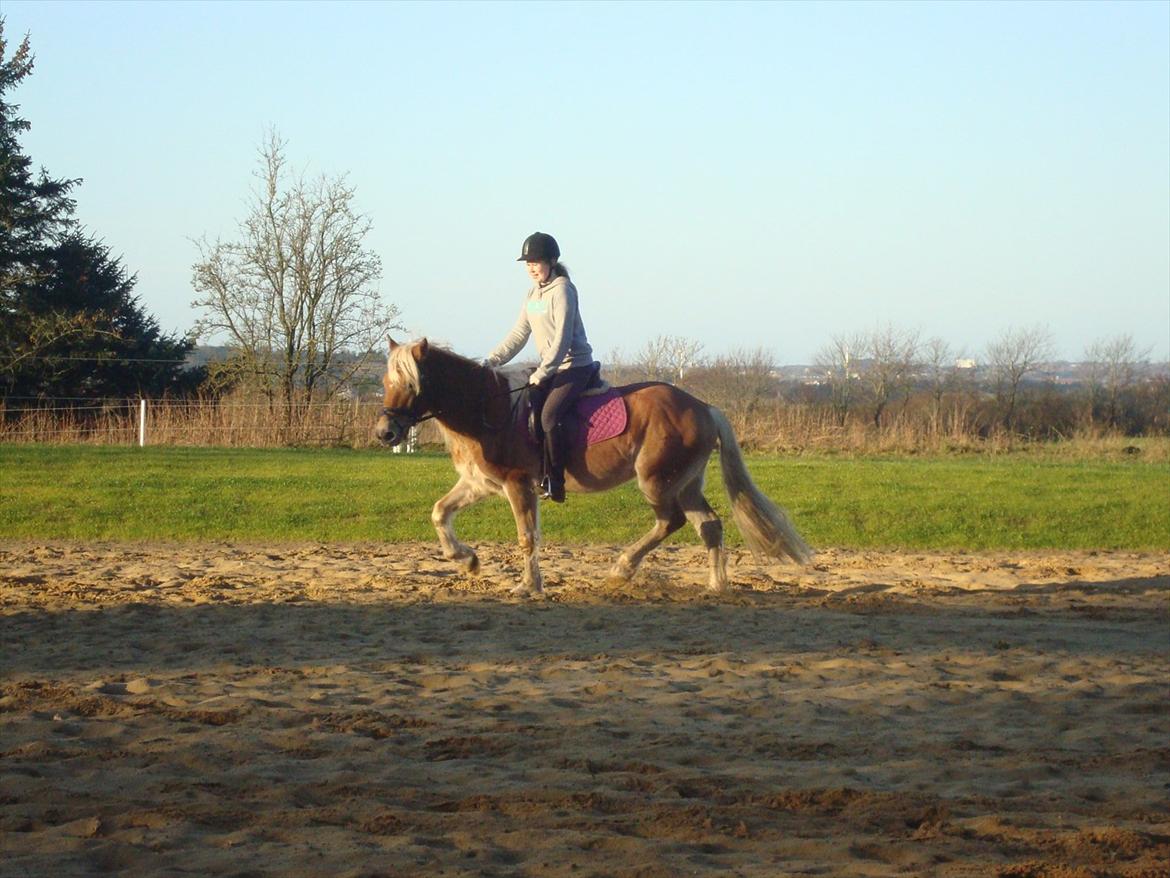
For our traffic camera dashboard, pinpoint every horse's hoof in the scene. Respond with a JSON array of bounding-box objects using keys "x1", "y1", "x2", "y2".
[
  {"x1": 607, "y1": 562, "x2": 635, "y2": 582},
  {"x1": 462, "y1": 553, "x2": 480, "y2": 575},
  {"x1": 510, "y1": 581, "x2": 543, "y2": 597}
]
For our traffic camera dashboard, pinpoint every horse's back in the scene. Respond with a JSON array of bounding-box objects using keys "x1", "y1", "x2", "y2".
[
  {"x1": 614, "y1": 381, "x2": 718, "y2": 448},
  {"x1": 617, "y1": 380, "x2": 711, "y2": 414},
  {"x1": 571, "y1": 381, "x2": 716, "y2": 492}
]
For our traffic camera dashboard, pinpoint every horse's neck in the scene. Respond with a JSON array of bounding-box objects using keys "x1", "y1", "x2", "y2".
[
  {"x1": 429, "y1": 355, "x2": 502, "y2": 436},
  {"x1": 496, "y1": 366, "x2": 532, "y2": 394}
]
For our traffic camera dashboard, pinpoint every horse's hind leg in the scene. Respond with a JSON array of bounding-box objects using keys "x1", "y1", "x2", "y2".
[
  {"x1": 678, "y1": 477, "x2": 727, "y2": 591},
  {"x1": 609, "y1": 494, "x2": 687, "y2": 583},
  {"x1": 432, "y1": 475, "x2": 493, "y2": 574},
  {"x1": 503, "y1": 477, "x2": 543, "y2": 595}
]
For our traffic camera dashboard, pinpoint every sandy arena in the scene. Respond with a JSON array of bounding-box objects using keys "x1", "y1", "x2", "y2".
[{"x1": 1, "y1": 541, "x2": 1167, "y2": 877}]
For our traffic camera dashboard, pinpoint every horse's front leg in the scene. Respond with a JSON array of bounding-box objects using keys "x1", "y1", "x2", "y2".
[
  {"x1": 502, "y1": 477, "x2": 542, "y2": 596},
  {"x1": 432, "y1": 476, "x2": 494, "y2": 574}
]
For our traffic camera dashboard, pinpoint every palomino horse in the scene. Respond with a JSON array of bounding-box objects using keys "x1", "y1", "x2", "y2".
[{"x1": 374, "y1": 339, "x2": 811, "y2": 594}]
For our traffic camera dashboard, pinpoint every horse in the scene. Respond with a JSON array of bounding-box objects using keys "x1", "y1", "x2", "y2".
[{"x1": 374, "y1": 338, "x2": 812, "y2": 595}]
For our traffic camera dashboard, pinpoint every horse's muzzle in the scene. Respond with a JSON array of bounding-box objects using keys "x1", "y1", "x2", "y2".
[{"x1": 374, "y1": 413, "x2": 405, "y2": 446}]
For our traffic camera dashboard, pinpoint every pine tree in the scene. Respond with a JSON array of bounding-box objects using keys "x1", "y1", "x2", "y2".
[{"x1": 0, "y1": 19, "x2": 198, "y2": 399}]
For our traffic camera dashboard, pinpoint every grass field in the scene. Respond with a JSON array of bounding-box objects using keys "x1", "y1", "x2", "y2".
[{"x1": 1, "y1": 444, "x2": 1166, "y2": 550}]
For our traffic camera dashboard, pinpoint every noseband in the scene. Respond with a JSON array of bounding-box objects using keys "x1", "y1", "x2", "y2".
[{"x1": 381, "y1": 399, "x2": 436, "y2": 428}]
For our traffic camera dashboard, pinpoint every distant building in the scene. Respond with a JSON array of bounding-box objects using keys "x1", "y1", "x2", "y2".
[{"x1": 955, "y1": 358, "x2": 977, "y2": 370}]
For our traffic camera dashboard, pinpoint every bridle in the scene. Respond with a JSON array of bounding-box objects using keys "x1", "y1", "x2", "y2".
[{"x1": 381, "y1": 399, "x2": 437, "y2": 429}]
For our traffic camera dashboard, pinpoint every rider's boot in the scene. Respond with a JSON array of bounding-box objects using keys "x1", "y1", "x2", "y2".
[{"x1": 541, "y1": 424, "x2": 567, "y2": 503}]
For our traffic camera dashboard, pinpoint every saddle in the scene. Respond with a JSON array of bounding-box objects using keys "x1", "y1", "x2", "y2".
[{"x1": 520, "y1": 365, "x2": 628, "y2": 450}]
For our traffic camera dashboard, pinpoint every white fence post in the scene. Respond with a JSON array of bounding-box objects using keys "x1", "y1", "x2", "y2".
[
  {"x1": 391, "y1": 424, "x2": 418, "y2": 454},
  {"x1": 138, "y1": 398, "x2": 146, "y2": 447}
]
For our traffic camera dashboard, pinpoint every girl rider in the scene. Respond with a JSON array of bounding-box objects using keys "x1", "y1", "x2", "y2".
[{"x1": 484, "y1": 232, "x2": 597, "y2": 503}]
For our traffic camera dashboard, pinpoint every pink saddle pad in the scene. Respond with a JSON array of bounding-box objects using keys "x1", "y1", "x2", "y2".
[{"x1": 575, "y1": 389, "x2": 627, "y2": 447}]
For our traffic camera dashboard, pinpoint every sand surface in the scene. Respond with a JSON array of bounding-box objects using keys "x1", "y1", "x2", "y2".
[{"x1": 1, "y1": 540, "x2": 1167, "y2": 877}]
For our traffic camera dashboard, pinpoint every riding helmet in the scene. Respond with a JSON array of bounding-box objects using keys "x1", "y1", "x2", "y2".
[{"x1": 517, "y1": 232, "x2": 560, "y2": 262}]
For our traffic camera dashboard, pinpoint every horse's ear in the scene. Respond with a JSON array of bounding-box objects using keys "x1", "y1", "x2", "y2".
[{"x1": 413, "y1": 338, "x2": 429, "y2": 361}]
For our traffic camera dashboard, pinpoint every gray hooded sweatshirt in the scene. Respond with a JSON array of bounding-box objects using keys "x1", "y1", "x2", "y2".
[{"x1": 485, "y1": 275, "x2": 594, "y2": 385}]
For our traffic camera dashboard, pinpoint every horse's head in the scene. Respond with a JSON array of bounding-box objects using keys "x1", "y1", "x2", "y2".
[{"x1": 374, "y1": 337, "x2": 430, "y2": 446}]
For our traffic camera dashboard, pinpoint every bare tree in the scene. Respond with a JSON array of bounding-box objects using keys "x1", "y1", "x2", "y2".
[
  {"x1": 633, "y1": 334, "x2": 705, "y2": 383},
  {"x1": 985, "y1": 325, "x2": 1054, "y2": 431},
  {"x1": 859, "y1": 324, "x2": 921, "y2": 428},
  {"x1": 600, "y1": 346, "x2": 639, "y2": 386},
  {"x1": 688, "y1": 346, "x2": 776, "y2": 415},
  {"x1": 922, "y1": 336, "x2": 954, "y2": 434},
  {"x1": 191, "y1": 131, "x2": 401, "y2": 433},
  {"x1": 921, "y1": 336, "x2": 976, "y2": 437},
  {"x1": 815, "y1": 332, "x2": 864, "y2": 426},
  {"x1": 1083, "y1": 333, "x2": 1151, "y2": 429}
]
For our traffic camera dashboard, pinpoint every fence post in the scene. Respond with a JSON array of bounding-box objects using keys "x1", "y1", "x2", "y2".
[
  {"x1": 391, "y1": 425, "x2": 418, "y2": 454},
  {"x1": 138, "y1": 398, "x2": 146, "y2": 447}
]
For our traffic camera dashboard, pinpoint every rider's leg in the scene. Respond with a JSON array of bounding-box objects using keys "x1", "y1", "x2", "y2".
[{"x1": 540, "y1": 366, "x2": 593, "y2": 502}]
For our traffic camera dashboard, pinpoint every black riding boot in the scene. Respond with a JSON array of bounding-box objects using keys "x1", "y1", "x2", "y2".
[{"x1": 541, "y1": 424, "x2": 567, "y2": 503}]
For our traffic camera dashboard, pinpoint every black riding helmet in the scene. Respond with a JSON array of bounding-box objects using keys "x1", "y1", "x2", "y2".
[{"x1": 517, "y1": 232, "x2": 559, "y2": 262}]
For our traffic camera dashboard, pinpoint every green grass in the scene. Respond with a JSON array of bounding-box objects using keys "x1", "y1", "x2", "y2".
[{"x1": 0, "y1": 445, "x2": 1166, "y2": 551}]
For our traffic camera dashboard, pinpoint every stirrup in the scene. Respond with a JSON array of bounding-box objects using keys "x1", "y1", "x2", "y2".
[{"x1": 539, "y1": 475, "x2": 565, "y2": 503}]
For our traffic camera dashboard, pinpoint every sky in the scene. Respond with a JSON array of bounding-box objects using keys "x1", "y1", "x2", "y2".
[{"x1": 5, "y1": 0, "x2": 1169, "y2": 364}]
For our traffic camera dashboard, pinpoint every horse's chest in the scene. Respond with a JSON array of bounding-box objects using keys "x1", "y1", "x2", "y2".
[{"x1": 453, "y1": 457, "x2": 504, "y2": 493}]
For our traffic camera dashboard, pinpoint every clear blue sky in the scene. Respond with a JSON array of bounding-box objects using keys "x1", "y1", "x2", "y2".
[{"x1": 6, "y1": 0, "x2": 1169, "y2": 363}]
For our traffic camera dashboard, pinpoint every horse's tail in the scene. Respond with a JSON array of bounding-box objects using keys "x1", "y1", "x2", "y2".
[{"x1": 710, "y1": 407, "x2": 813, "y2": 565}]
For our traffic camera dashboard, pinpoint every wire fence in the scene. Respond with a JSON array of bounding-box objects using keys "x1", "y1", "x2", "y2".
[
  {"x1": 0, "y1": 396, "x2": 429, "y2": 450},
  {"x1": 2, "y1": 391, "x2": 1166, "y2": 458}
]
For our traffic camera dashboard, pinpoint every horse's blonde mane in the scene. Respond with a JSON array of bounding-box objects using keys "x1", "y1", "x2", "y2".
[
  {"x1": 386, "y1": 344, "x2": 422, "y2": 394},
  {"x1": 388, "y1": 341, "x2": 488, "y2": 395}
]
